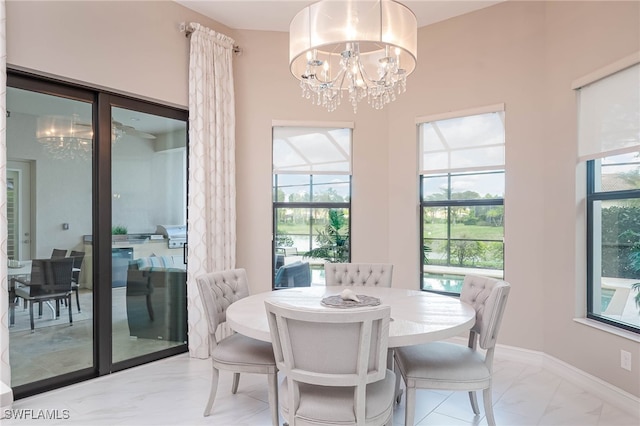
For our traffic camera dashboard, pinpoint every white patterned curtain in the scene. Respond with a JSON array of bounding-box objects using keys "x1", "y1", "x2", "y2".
[
  {"x1": 187, "y1": 23, "x2": 236, "y2": 358},
  {"x1": 0, "y1": 0, "x2": 12, "y2": 407}
]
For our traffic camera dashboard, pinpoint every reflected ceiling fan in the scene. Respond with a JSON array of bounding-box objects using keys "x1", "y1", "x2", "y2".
[
  {"x1": 111, "y1": 120, "x2": 156, "y2": 140},
  {"x1": 75, "y1": 119, "x2": 157, "y2": 140}
]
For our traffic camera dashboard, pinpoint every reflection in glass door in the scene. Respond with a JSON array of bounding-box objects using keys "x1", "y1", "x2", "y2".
[
  {"x1": 110, "y1": 105, "x2": 188, "y2": 364},
  {"x1": 6, "y1": 86, "x2": 94, "y2": 388},
  {"x1": 7, "y1": 73, "x2": 189, "y2": 399}
]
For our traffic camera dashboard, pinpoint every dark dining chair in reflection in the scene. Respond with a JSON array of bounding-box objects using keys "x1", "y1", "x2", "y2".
[
  {"x1": 51, "y1": 248, "x2": 67, "y2": 258},
  {"x1": 69, "y1": 250, "x2": 85, "y2": 313},
  {"x1": 12, "y1": 257, "x2": 75, "y2": 332}
]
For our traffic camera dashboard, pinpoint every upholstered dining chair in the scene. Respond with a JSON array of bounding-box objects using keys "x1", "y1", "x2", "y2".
[
  {"x1": 393, "y1": 275, "x2": 511, "y2": 426},
  {"x1": 12, "y1": 257, "x2": 75, "y2": 332},
  {"x1": 265, "y1": 300, "x2": 396, "y2": 426},
  {"x1": 324, "y1": 263, "x2": 394, "y2": 287},
  {"x1": 195, "y1": 269, "x2": 279, "y2": 426}
]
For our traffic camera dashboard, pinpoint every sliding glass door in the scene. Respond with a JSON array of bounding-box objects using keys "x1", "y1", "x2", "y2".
[
  {"x1": 110, "y1": 104, "x2": 188, "y2": 364},
  {"x1": 7, "y1": 82, "x2": 95, "y2": 393},
  {"x1": 6, "y1": 72, "x2": 188, "y2": 398}
]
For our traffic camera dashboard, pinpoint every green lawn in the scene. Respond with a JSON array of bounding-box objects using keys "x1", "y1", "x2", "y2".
[
  {"x1": 277, "y1": 222, "x2": 349, "y2": 234},
  {"x1": 278, "y1": 222, "x2": 498, "y2": 239},
  {"x1": 423, "y1": 223, "x2": 503, "y2": 240}
]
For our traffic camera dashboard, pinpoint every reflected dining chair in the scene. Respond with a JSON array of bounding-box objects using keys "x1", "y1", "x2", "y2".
[
  {"x1": 393, "y1": 275, "x2": 511, "y2": 426},
  {"x1": 69, "y1": 250, "x2": 85, "y2": 313},
  {"x1": 12, "y1": 257, "x2": 75, "y2": 332},
  {"x1": 51, "y1": 248, "x2": 67, "y2": 258},
  {"x1": 195, "y1": 269, "x2": 279, "y2": 426},
  {"x1": 265, "y1": 300, "x2": 395, "y2": 426},
  {"x1": 324, "y1": 263, "x2": 394, "y2": 287}
]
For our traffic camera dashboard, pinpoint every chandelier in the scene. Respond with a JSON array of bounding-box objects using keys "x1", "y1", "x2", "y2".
[
  {"x1": 36, "y1": 115, "x2": 124, "y2": 160},
  {"x1": 289, "y1": 0, "x2": 417, "y2": 113}
]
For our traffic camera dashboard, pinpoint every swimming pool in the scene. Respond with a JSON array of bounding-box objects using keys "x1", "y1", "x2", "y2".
[{"x1": 422, "y1": 272, "x2": 465, "y2": 293}]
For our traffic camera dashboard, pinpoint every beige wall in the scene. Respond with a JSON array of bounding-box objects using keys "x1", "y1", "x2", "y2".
[
  {"x1": 6, "y1": 0, "x2": 230, "y2": 107},
  {"x1": 542, "y1": 0, "x2": 640, "y2": 396},
  {"x1": 232, "y1": 29, "x2": 391, "y2": 294},
  {"x1": 5, "y1": 0, "x2": 639, "y2": 397},
  {"x1": 385, "y1": 0, "x2": 639, "y2": 396}
]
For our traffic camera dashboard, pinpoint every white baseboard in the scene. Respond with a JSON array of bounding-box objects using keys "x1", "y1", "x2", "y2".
[
  {"x1": 445, "y1": 337, "x2": 639, "y2": 416},
  {"x1": 0, "y1": 381, "x2": 13, "y2": 418},
  {"x1": 494, "y1": 341, "x2": 640, "y2": 417}
]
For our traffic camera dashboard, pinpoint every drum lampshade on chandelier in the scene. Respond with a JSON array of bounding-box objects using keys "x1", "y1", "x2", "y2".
[{"x1": 289, "y1": 0, "x2": 417, "y2": 113}]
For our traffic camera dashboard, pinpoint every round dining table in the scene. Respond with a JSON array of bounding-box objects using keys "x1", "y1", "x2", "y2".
[{"x1": 226, "y1": 286, "x2": 476, "y2": 348}]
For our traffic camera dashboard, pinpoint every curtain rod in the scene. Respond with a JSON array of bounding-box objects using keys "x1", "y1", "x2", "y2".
[{"x1": 179, "y1": 22, "x2": 242, "y2": 55}]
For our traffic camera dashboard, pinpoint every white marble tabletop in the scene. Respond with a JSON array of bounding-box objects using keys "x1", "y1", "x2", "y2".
[{"x1": 226, "y1": 286, "x2": 476, "y2": 348}]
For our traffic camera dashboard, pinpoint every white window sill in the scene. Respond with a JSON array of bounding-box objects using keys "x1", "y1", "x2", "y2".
[{"x1": 573, "y1": 318, "x2": 640, "y2": 342}]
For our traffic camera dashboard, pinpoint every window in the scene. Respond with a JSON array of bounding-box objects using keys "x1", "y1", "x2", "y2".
[
  {"x1": 578, "y1": 60, "x2": 640, "y2": 333},
  {"x1": 272, "y1": 124, "x2": 352, "y2": 288},
  {"x1": 418, "y1": 106, "x2": 505, "y2": 295}
]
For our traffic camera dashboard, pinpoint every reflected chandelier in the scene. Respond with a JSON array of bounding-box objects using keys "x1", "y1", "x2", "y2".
[
  {"x1": 289, "y1": 0, "x2": 417, "y2": 113},
  {"x1": 36, "y1": 115, "x2": 124, "y2": 160}
]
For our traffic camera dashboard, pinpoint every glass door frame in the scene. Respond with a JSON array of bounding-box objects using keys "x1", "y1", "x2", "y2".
[
  {"x1": 102, "y1": 93, "x2": 189, "y2": 374},
  {"x1": 7, "y1": 70, "x2": 189, "y2": 399}
]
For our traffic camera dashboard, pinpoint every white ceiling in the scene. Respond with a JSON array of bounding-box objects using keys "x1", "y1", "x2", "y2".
[{"x1": 175, "y1": 0, "x2": 504, "y2": 32}]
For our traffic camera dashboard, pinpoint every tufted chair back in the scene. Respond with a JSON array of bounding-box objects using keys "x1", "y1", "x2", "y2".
[
  {"x1": 196, "y1": 268, "x2": 251, "y2": 348},
  {"x1": 460, "y1": 275, "x2": 511, "y2": 350},
  {"x1": 324, "y1": 263, "x2": 393, "y2": 287}
]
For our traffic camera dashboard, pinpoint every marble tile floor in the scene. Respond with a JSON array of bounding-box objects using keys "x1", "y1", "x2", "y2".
[
  {"x1": 9, "y1": 288, "x2": 182, "y2": 387},
  {"x1": 4, "y1": 352, "x2": 639, "y2": 426}
]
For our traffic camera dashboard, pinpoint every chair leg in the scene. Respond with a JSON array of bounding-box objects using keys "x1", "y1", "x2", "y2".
[
  {"x1": 394, "y1": 359, "x2": 403, "y2": 404},
  {"x1": 468, "y1": 390, "x2": 480, "y2": 414},
  {"x1": 483, "y1": 387, "x2": 496, "y2": 426},
  {"x1": 203, "y1": 366, "x2": 220, "y2": 417},
  {"x1": 267, "y1": 373, "x2": 279, "y2": 426},
  {"x1": 231, "y1": 372, "x2": 240, "y2": 394},
  {"x1": 29, "y1": 302, "x2": 35, "y2": 333},
  {"x1": 404, "y1": 385, "x2": 416, "y2": 426},
  {"x1": 68, "y1": 295, "x2": 73, "y2": 325},
  {"x1": 75, "y1": 288, "x2": 81, "y2": 313}
]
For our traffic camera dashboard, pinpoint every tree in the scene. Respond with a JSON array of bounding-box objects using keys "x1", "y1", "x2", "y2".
[
  {"x1": 626, "y1": 233, "x2": 640, "y2": 311},
  {"x1": 275, "y1": 231, "x2": 294, "y2": 248},
  {"x1": 485, "y1": 207, "x2": 504, "y2": 227},
  {"x1": 601, "y1": 207, "x2": 640, "y2": 278},
  {"x1": 422, "y1": 240, "x2": 432, "y2": 265},
  {"x1": 449, "y1": 235, "x2": 484, "y2": 266},
  {"x1": 314, "y1": 188, "x2": 344, "y2": 202},
  {"x1": 304, "y1": 209, "x2": 349, "y2": 263},
  {"x1": 289, "y1": 191, "x2": 310, "y2": 202}
]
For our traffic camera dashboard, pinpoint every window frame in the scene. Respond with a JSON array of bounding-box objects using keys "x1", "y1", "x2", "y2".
[
  {"x1": 271, "y1": 124, "x2": 353, "y2": 289},
  {"x1": 574, "y1": 54, "x2": 640, "y2": 334},
  {"x1": 417, "y1": 106, "x2": 506, "y2": 296},
  {"x1": 419, "y1": 171, "x2": 505, "y2": 296},
  {"x1": 586, "y1": 159, "x2": 640, "y2": 334}
]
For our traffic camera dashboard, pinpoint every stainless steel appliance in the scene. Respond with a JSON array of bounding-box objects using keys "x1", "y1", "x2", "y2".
[{"x1": 155, "y1": 225, "x2": 187, "y2": 249}]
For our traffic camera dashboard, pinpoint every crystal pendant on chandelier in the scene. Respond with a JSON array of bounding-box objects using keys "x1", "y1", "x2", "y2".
[{"x1": 290, "y1": 0, "x2": 417, "y2": 113}]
